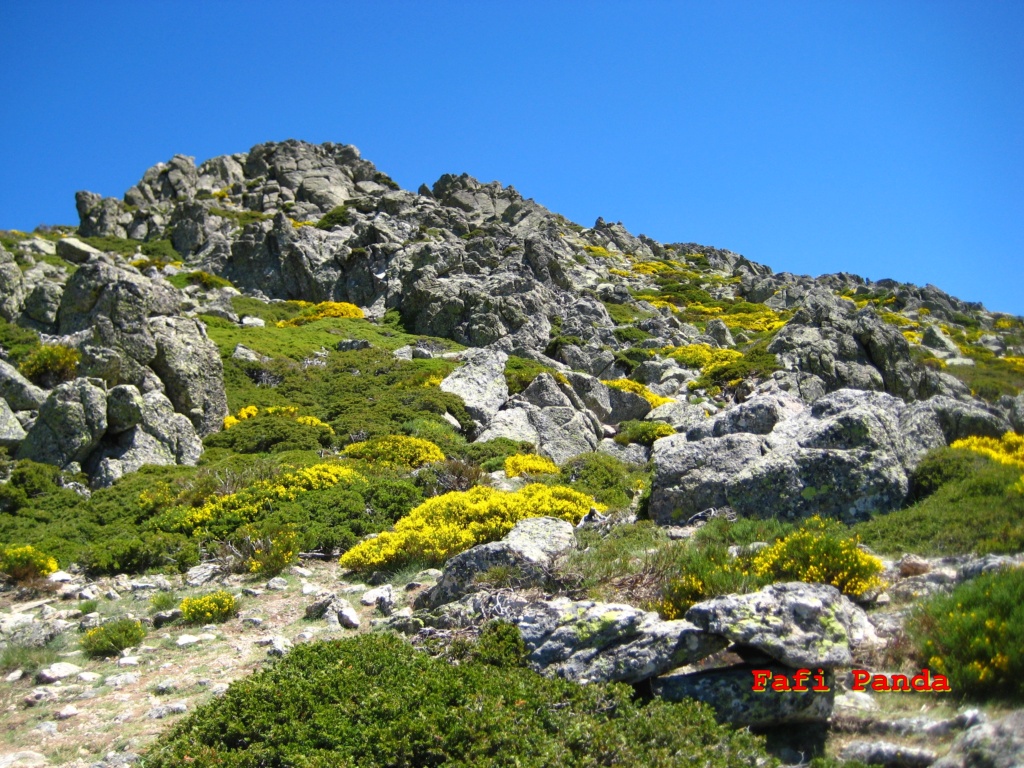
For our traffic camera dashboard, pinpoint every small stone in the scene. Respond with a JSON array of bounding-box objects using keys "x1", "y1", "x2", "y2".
[
  {"x1": 176, "y1": 634, "x2": 201, "y2": 647},
  {"x1": 78, "y1": 587, "x2": 99, "y2": 601},
  {"x1": 266, "y1": 577, "x2": 288, "y2": 591},
  {"x1": 154, "y1": 679, "x2": 177, "y2": 695},
  {"x1": 118, "y1": 656, "x2": 140, "y2": 667},
  {"x1": 898, "y1": 554, "x2": 931, "y2": 578},
  {"x1": 0, "y1": 750, "x2": 49, "y2": 767},
  {"x1": 295, "y1": 630, "x2": 317, "y2": 642},
  {"x1": 34, "y1": 720, "x2": 58, "y2": 735},
  {"x1": 152, "y1": 609, "x2": 182, "y2": 629},
  {"x1": 105, "y1": 672, "x2": 140, "y2": 687},
  {"x1": 242, "y1": 617, "x2": 264, "y2": 628},
  {"x1": 242, "y1": 588, "x2": 263, "y2": 597},
  {"x1": 105, "y1": 589, "x2": 121, "y2": 601},
  {"x1": 360, "y1": 584, "x2": 394, "y2": 608},
  {"x1": 210, "y1": 683, "x2": 230, "y2": 696},
  {"x1": 5, "y1": 669, "x2": 23, "y2": 682},
  {"x1": 78, "y1": 671, "x2": 101, "y2": 682},
  {"x1": 256, "y1": 636, "x2": 292, "y2": 656},
  {"x1": 37, "y1": 662, "x2": 82, "y2": 683},
  {"x1": 55, "y1": 704, "x2": 79, "y2": 719},
  {"x1": 290, "y1": 566, "x2": 313, "y2": 577},
  {"x1": 301, "y1": 583, "x2": 320, "y2": 596},
  {"x1": 147, "y1": 701, "x2": 188, "y2": 719},
  {"x1": 414, "y1": 569, "x2": 443, "y2": 582}
]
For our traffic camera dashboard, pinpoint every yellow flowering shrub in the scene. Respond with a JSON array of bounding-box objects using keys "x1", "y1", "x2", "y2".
[
  {"x1": 751, "y1": 516, "x2": 884, "y2": 597},
  {"x1": 504, "y1": 454, "x2": 558, "y2": 477},
  {"x1": 223, "y1": 405, "x2": 334, "y2": 435},
  {"x1": 601, "y1": 378, "x2": 674, "y2": 409},
  {"x1": 343, "y1": 435, "x2": 445, "y2": 471},
  {"x1": 172, "y1": 463, "x2": 364, "y2": 535},
  {"x1": 902, "y1": 330, "x2": 923, "y2": 345},
  {"x1": 238, "y1": 524, "x2": 299, "y2": 575},
  {"x1": 180, "y1": 590, "x2": 237, "y2": 623},
  {"x1": 275, "y1": 301, "x2": 363, "y2": 327},
  {"x1": 80, "y1": 618, "x2": 146, "y2": 658},
  {"x1": 951, "y1": 432, "x2": 1024, "y2": 472},
  {"x1": 664, "y1": 344, "x2": 743, "y2": 375},
  {"x1": 340, "y1": 484, "x2": 599, "y2": 571},
  {"x1": 0, "y1": 544, "x2": 58, "y2": 582}
]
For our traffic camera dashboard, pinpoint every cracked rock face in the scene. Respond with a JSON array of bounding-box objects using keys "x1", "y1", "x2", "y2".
[{"x1": 684, "y1": 582, "x2": 881, "y2": 669}]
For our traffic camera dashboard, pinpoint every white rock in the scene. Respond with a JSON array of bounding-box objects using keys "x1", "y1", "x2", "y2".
[
  {"x1": 55, "y1": 704, "x2": 79, "y2": 720},
  {"x1": 266, "y1": 577, "x2": 288, "y2": 591},
  {"x1": 175, "y1": 634, "x2": 201, "y2": 647},
  {"x1": 5, "y1": 670, "x2": 23, "y2": 682},
  {"x1": 117, "y1": 656, "x2": 139, "y2": 667},
  {"x1": 37, "y1": 662, "x2": 82, "y2": 683},
  {"x1": 47, "y1": 570, "x2": 74, "y2": 583}
]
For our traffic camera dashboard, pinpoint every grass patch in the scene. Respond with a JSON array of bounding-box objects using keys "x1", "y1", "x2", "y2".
[
  {"x1": 853, "y1": 449, "x2": 1024, "y2": 556},
  {"x1": 504, "y1": 355, "x2": 559, "y2": 395}
]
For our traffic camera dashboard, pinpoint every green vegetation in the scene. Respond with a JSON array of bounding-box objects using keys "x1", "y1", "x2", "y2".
[
  {"x1": 79, "y1": 235, "x2": 178, "y2": 261},
  {"x1": 145, "y1": 633, "x2": 771, "y2": 767},
  {"x1": 17, "y1": 344, "x2": 80, "y2": 388},
  {"x1": 0, "y1": 316, "x2": 42, "y2": 364},
  {"x1": 504, "y1": 354, "x2": 560, "y2": 394},
  {"x1": 558, "y1": 452, "x2": 648, "y2": 509},
  {"x1": 909, "y1": 566, "x2": 1024, "y2": 701},
  {"x1": 167, "y1": 270, "x2": 234, "y2": 291},
  {"x1": 209, "y1": 207, "x2": 272, "y2": 227},
  {"x1": 315, "y1": 205, "x2": 350, "y2": 229},
  {"x1": 80, "y1": 618, "x2": 146, "y2": 658},
  {"x1": 614, "y1": 419, "x2": 674, "y2": 446},
  {"x1": 854, "y1": 448, "x2": 1024, "y2": 556}
]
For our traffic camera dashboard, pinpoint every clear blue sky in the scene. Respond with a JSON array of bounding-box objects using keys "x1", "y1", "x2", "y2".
[{"x1": 2, "y1": 2, "x2": 1021, "y2": 315}]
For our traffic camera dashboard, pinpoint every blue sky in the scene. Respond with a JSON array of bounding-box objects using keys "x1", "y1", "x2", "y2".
[{"x1": 2, "y1": 2, "x2": 1021, "y2": 315}]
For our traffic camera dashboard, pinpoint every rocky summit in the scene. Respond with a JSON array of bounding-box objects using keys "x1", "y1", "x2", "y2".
[{"x1": 0, "y1": 140, "x2": 1022, "y2": 767}]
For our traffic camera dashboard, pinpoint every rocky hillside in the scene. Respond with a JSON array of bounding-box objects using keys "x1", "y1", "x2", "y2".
[{"x1": 0, "y1": 140, "x2": 1022, "y2": 767}]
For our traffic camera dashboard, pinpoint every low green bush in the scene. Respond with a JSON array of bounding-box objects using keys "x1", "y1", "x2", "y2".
[
  {"x1": 80, "y1": 618, "x2": 146, "y2": 658},
  {"x1": 204, "y1": 411, "x2": 335, "y2": 454},
  {"x1": 315, "y1": 205, "x2": 350, "y2": 229},
  {"x1": 614, "y1": 419, "x2": 674, "y2": 446},
  {"x1": 558, "y1": 452, "x2": 647, "y2": 509},
  {"x1": 613, "y1": 326, "x2": 652, "y2": 345},
  {"x1": 144, "y1": 634, "x2": 772, "y2": 767},
  {"x1": 0, "y1": 317, "x2": 41, "y2": 365},
  {"x1": 504, "y1": 355, "x2": 559, "y2": 395},
  {"x1": 18, "y1": 344, "x2": 80, "y2": 388},
  {"x1": 854, "y1": 452, "x2": 1024, "y2": 556},
  {"x1": 909, "y1": 566, "x2": 1024, "y2": 701},
  {"x1": 83, "y1": 533, "x2": 199, "y2": 575},
  {"x1": 167, "y1": 270, "x2": 234, "y2": 291},
  {"x1": 471, "y1": 620, "x2": 527, "y2": 667}
]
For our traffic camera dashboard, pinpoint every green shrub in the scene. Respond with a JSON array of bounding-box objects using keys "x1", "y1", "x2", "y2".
[
  {"x1": 854, "y1": 453, "x2": 1024, "y2": 556},
  {"x1": 657, "y1": 543, "x2": 758, "y2": 618},
  {"x1": 18, "y1": 344, "x2": 80, "y2": 388},
  {"x1": 693, "y1": 516, "x2": 793, "y2": 548},
  {"x1": 558, "y1": 452, "x2": 647, "y2": 509},
  {"x1": 83, "y1": 533, "x2": 200, "y2": 575},
  {"x1": 455, "y1": 437, "x2": 534, "y2": 472},
  {"x1": 204, "y1": 411, "x2": 335, "y2": 454},
  {"x1": 472, "y1": 620, "x2": 527, "y2": 667},
  {"x1": 315, "y1": 205, "x2": 350, "y2": 230},
  {"x1": 209, "y1": 207, "x2": 272, "y2": 227},
  {"x1": 908, "y1": 447, "x2": 990, "y2": 502},
  {"x1": 613, "y1": 326, "x2": 652, "y2": 344},
  {"x1": 144, "y1": 634, "x2": 771, "y2": 767},
  {"x1": 614, "y1": 419, "x2": 674, "y2": 446},
  {"x1": 909, "y1": 566, "x2": 1024, "y2": 701},
  {"x1": 180, "y1": 591, "x2": 237, "y2": 624},
  {"x1": 0, "y1": 544, "x2": 58, "y2": 582},
  {"x1": 504, "y1": 355, "x2": 559, "y2": 395},
  {"x1": 0, "y1": 317, "x2": 41, "y2": 365},
  {"x1": 168, "y1": 270, "x2": 234, "y2": 291},
  {"x1": 150, "y1": 591, "x2": 179, "y2": 613},
  {"x1": 401, "y1": 417, "x2": 466, "y2": 456},
  {"x1": 80, "y1": 618, "x2": 146, "y2": 658}
]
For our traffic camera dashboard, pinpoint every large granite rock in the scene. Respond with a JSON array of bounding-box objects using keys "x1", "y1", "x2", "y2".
[
  {"x1": 0, "y1": 360, "x2": 47, "y2": 411},
  {"x1": 0, "y1": 399, "x2": 26, "y2": 449},
  {"x1": 685, "y1": 582, "x2": 881, "y2": 668},
  {"x1": 438, "y1": 348, "x2": 508, "y2": 424},
  {"x1": 88, "y1": 390, "x2": 203, "y2": 487},
  {"x1": 649, "y1": 387, "x2": 1005, "y2": 524},
  {"x1": 932, "y1": 711, "x2": 1024, "y2": 768},
  {"x1": 16, "y1": 378, "x2": 108, "y2": 468},
  {"x1": 415, "y1": 517, "x2": 577, "y2": 609},
  {"x1": 652, "y1": 664, "x2": 835, "y2": 727},
  {"x1": 0, "y1": 247, "x2": 26, "y2": 321}
]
